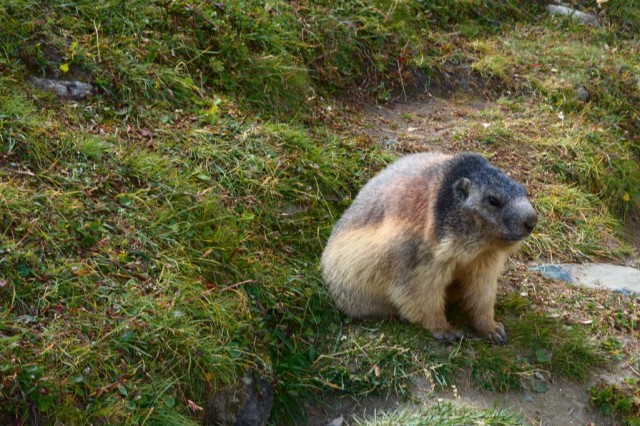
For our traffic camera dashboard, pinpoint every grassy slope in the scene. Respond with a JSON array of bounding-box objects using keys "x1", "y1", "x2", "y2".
[{"x1": 0, "y1": 0, "x2": 639, "y2": 424}]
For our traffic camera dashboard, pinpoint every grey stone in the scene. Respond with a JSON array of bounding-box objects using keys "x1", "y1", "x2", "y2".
[
  {"x1": 545, "y1": 5, "x2": 600, "y2": 27},
  {"x1": 531, "y1": 263, "x2": 640, "y2": 296},
  {"x1": 560, "y1": 263, "x2": 640, "y2": 296},
  {"x1": 204, "y1": 372, "x2": 274, "y2": 426},
  {"x1": 576, "y1": 86, "x2": 589, "y2": 102},
  {"x1": 235, "y1": 375, "x2": 274, "y2": 426},
  {"x1": 327, "y1": 415, "x2": 344, "y2": 426},
  {"x1": 28, "y1": 77, "x2": 94, "y2": 100}
]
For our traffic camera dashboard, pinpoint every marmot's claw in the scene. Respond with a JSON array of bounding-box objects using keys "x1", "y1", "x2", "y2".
[
  {"x1": 485, "y1": 322, "x2": 507, "y2": 345},
  {"x1": 433, "y1": 328, "x2": 464, "y2": 342}
]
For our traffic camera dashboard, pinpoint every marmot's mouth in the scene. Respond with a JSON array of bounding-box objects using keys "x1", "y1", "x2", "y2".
[{"x1": 502, "y1": 234, "x2": 528, "y2": 242}]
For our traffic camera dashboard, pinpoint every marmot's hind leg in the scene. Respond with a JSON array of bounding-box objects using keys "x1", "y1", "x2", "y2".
[
  {"x1": 328, "y1": 282, "x2": 396, "y2": 318},
  {"x1": 321, "y1": 224, "x2": 402, "y2": 319}
]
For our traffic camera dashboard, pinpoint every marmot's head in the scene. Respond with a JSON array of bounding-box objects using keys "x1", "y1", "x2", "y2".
[{"x1": 437, "y1": 153, "x2": 538, "y2": 244}]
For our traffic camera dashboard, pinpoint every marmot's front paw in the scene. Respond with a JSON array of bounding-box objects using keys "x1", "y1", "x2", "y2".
[
  {"x1": 479, "y1": 322, "x2": 507, "y2": 345},
  {"x1": 431, "y1": 327, "x2": 464, "y2": 342}
]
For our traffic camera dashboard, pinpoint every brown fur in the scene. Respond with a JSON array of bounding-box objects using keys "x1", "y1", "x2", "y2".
[{"x1": 321, "y1": 152, "x2": 536, "y2": 343}]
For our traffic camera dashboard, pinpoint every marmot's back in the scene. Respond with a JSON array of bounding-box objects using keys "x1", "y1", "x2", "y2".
[
  {"x1": 331, "y1": 152, "x2": 451, "y2": 237},
  {"x1": 321, "y1": 151, "x2": 537, "y2": 344}
]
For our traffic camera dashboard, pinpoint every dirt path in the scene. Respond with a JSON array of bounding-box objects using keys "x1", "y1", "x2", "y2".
[
  {"x1": 307, "y1": 375, "x2": 613, "y2": 426},
  {"x1": 437, "y1": 376, "x2": 610, "y2": 426},
  {"x1": 306, "y1": 94, "x2": 633, "y2": 426},
  {"x1": 356, "y1": 95, "x2": 490, "y2": 154}
]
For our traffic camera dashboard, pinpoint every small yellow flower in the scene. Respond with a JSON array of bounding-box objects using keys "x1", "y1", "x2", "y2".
[
  {"x1": 208, "y1": 104, "x2": 220, "y2": 115},
  {"x1": 59, "y1": 63, "x2": 70, "y2": 73},
  {"x1": 622, "y1": 193, "x2": 631, "y2": 202}
]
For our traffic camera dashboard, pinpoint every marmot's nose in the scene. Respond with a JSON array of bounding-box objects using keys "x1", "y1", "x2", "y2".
[{"x1": 524, "y1": 212, "x2": 538, "y2": 233}]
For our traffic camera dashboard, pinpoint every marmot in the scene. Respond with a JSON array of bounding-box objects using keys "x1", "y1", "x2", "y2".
[{"x1": 321, "y1": 152, "x2": 537, "y2": 344}]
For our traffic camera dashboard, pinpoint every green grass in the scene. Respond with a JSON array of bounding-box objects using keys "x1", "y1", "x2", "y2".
[
  {"x1": 302, "y1": 292, "x2": 604, "y2": 407},
  {"x1": 526, "y1": 185, "x2": 631, "y2": 261},
  {"x1": 0, "y1": 86, "x2": 386, "y2": 422},
  {"x1": 1, "y1": 0, "x2": 639, "y2": 424},
  {"x1": 591, "y1": 379, "x2": 640, "y2": 425},
  {"x1": 464, "y1": 295, "x2": 604, "y2": 392},
  {"x1": 355, "y1": 402, "x2": 525, "y2": 426},
  {"x1": 0, "y1": 68, "x2": 385, "y2": 422}
]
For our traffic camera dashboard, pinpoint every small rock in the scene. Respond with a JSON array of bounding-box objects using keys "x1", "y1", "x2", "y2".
[
  {"x1": 575, "y1": 86, "x2": 589, "y2": 102},
  {"x1": 381, "y1": 138, "x2": 398, "y2": 148},
  {"x1": 522, "y1": 394, "x2": 534, "y2": 403},
  {"x1": 235, "y1": 374, "x2": 274, "y2": 426},
  {"x1": 205, "y1": 372, "x2": 274, "y2": 426},
  {"x1": 327, "y1": 415, "x2": 344, "y2": 426},
  {"x1": 28, "y1": 77, "x2": 94, "y2": 100},
  {"x1": 545, "y1": 4, "x2": 600, "y2": 27}
]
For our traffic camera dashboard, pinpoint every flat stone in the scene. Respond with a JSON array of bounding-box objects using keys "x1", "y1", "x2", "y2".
[
  {"x1": 28, "y1": 77, "x2": 94, "y2": 99},
  {"x1": 531, "y1": 263, "x2": 640, "y2": 295},
  {"x1": 560, "y1": 263, "x2": 640, "y2": 295}
]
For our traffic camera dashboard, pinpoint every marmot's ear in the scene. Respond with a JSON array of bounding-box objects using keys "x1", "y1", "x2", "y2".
[{"x1": 454, "y1": 177, "x2": 470, "y2": 199}]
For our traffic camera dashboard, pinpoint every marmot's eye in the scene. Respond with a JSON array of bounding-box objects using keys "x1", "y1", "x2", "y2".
[{"x1": 487, "y1": 196, "x2": 502, "y2": 207}]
